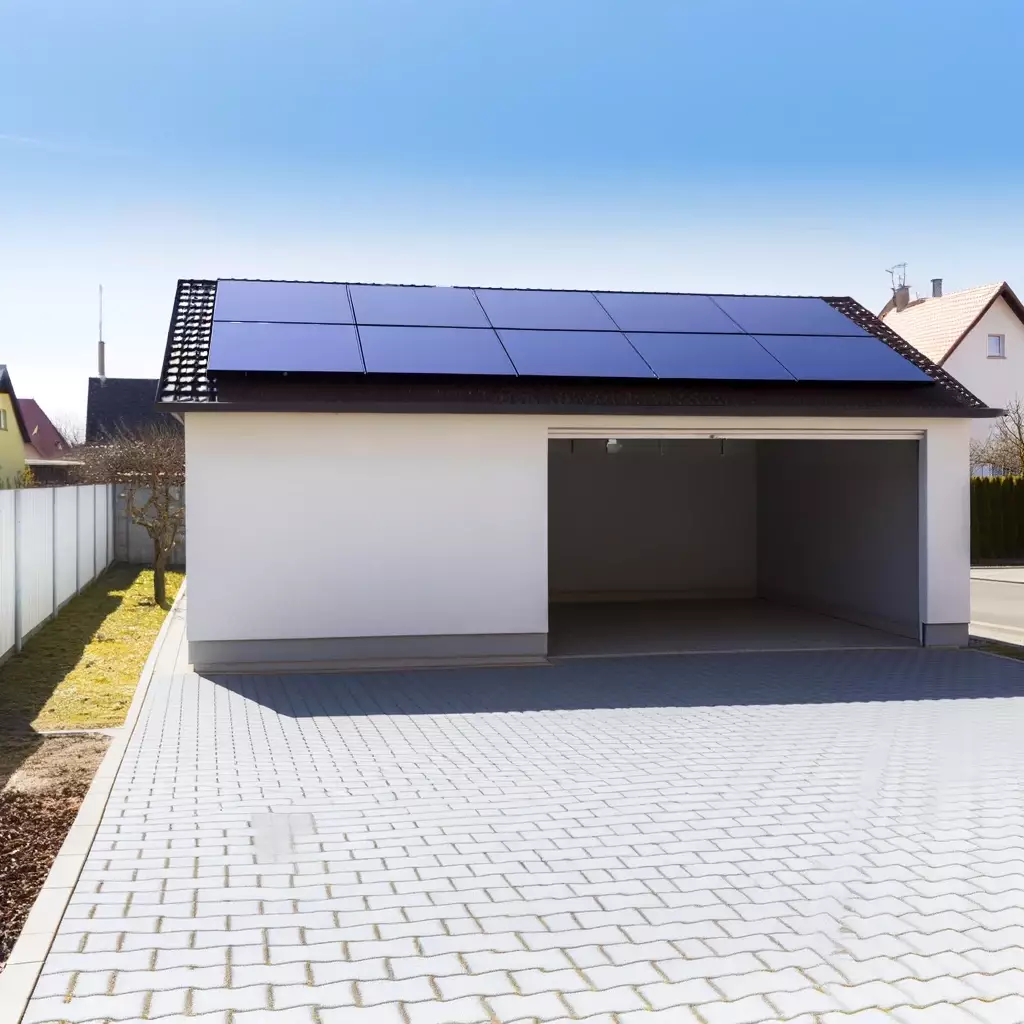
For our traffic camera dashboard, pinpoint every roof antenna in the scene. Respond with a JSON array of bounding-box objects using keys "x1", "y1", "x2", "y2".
[
  {"x1": 886, "y1": 263, "x2": 910, "y2": 312},
  {"x1": 97, "y1": 284, "x2": 106, "y2": 382}
]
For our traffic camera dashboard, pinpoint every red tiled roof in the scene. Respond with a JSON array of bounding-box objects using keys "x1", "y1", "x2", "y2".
[{"x1": 17, "y1": 398, "x2": 69, "y2": 459}]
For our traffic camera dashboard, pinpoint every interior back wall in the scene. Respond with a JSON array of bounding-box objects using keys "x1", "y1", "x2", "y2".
[{"x1": 548, "y1": 439, "x2": 757, "y2": 600}]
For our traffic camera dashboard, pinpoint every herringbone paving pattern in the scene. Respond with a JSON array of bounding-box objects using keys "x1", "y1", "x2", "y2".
[{"x1": 22, "y1": 647, "x2": 1024, "y2": 1023}]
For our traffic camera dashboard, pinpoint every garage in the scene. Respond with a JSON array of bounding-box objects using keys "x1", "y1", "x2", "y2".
[
  {"x1": 548, "y1": 436, "x2": 921, "y2": 656},
  {"x1": 158, "y1": 279, "x2": 996, "y2": 673}
]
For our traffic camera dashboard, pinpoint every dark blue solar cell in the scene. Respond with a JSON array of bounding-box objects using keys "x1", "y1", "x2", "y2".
[
  {"x1": 753, "y1": 334, "x2": 932, "y2": 382},
  {"x1": 497, "y1": 330, "x2": 654, "y2": 378},
  {"x1": 350, "y1": 285, "x2": 490, "y2": 328},
  {"x1": 475, "y1": 289, "x2": 617, "y2": 330},
  {"x1": 214, "y1": 280, "x2": 353, "y2": 324},
  {"x1": 625, "y1": 334, "x2": 794, "y2": 380},
  {"x1": 596, "y1": 293, "x2": 739, "y2": 333},
  {"x1": 207, "y1": 322, "x2": 364, "y2": 373},
  {"x1": 712, "y1": 295, "x2": 869, "y2": 336},
  {"x1": 359, "y1": 326, "x2": 515, "y2": 375}
]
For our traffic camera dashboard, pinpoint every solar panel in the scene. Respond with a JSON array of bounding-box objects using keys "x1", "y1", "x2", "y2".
[
  {"x1": 754, "y1": 334, "x2": 932, "y2": 382},
  {"x1": 625, "y1": 333, "x2": 795, "y2": 380},
  {"x1": 475, "y1": 289, "x2": 618, "y2": 330},
  {"x1": 712, "y1": 295, "x2": 869, "y2": 336},
  {"x1": 359, "y1": 326, "x2": 515, "y2": 375},
  {"x1": 207, "y1": 321, "x2": 364, "y2": 373},
  {"x1": 213, "y1": 280, "x2": 353, "y2": 324},
  {"x1": 497, "y1": 330, "x2": 654, "y2": 378},
  {"x1": 350, "y1": 284, "x2": 490, "y2": 328},
  {"x1": 596, "y1": 293, "x2": 740, "y2": 333}
]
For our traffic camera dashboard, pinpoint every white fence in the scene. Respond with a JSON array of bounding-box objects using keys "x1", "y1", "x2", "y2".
[
  {"x1": 112, "y1": 486, "x2": 186, "y2": 567},
  {"x1": 0, "y1": 484, "x2": 115, "y2": 659}
]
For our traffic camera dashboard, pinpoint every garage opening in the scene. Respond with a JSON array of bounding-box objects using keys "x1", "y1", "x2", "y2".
[{"x1": 547, "y1": 437, "x2": 921, "y2": 657}]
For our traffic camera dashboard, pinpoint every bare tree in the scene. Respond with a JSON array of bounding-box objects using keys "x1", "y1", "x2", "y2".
[
  {"x1": 972, "y1": 396, "x2": 1024, "y2": 476},
  {"x1": 52, "y1": 418, "x2": 85, "y2": 448},
  {"x1": 75, "y1": 423, "x2": 185, "y2": 608}
]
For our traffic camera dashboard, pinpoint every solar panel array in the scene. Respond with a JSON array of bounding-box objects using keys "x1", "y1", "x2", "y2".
[{"x1": 208, "y1": 280, "x2": 933, "y2": 384}]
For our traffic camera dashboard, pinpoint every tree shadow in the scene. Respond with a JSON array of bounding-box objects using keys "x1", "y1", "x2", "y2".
[{"x1": 0, "y1": 566, "x2": 128, "y2": 790}]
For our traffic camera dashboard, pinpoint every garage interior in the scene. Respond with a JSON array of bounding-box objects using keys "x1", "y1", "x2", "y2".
[{"x1": 547, "y1": 437, "x2": 922, "y2": 657}]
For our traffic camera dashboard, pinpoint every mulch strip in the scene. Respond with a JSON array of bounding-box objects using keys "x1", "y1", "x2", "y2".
[{"x1": 0, "y1": 785, "x2": 86, "y2": 964}]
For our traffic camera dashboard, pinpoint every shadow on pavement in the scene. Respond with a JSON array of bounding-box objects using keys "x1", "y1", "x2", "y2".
[{"x1": 208, "y1": 647, "x2": 1024, "y2": 719}]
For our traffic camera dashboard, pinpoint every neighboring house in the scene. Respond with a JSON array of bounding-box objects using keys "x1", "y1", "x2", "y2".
[
  {"x1": 17, "y1": 397, "x2": 80, "y2": 484},
  {"x1": 86, "y1": 377, "x2": 183, "y2": 443},
  {"x1": 881, "y1": 280, "x2": 1024, "y2": 447},
  {"x1": 0, "y1": 366, "x2": 30, "y2": 485},
  {"x1": 158, "y1": 279, "x2": 997, "y2": 674}
]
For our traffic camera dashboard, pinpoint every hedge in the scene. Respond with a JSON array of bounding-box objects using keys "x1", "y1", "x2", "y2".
[{"x1": 972, "y1": 476, "x2": 1024, "y2": 561}]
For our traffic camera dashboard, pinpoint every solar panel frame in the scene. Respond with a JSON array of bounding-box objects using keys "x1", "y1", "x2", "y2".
[
  {"x1": 207, "y1": 321, "x2": 365, "y2": 373},
  {"x1": 753, "y1": 334, "x2": 933, "y2": 382},
  {"x1": 213, "y1": 280, "x2": 354, "y2": 324},
  {"x1": 625, "y1": 333, "x2": 796, "y2": 380},
  {"x1": 359, "y1": 325, "x2": 516, "y2": 375},
  {"x1": 475, "y1": 289, "x2": 619, "y2": 330},
  {"x1": 496, "y1": 329, "x2": 655, "y2": 378},
  {"x1": 596, "y1": 292, "x2": 741, "y2": 334},
  {"x1": 711, "y1": 295, "x2": 870, "y2": 336},
  {"x1": 350, "y1": 284, "x2": 491, "y2": 328}
]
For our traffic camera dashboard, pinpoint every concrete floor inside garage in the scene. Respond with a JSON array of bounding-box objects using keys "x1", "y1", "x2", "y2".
[{"x1": 546, "y1": 436, "x2": 923, "y2": 657}]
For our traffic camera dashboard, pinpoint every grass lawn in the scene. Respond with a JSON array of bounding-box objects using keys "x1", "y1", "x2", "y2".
[
  {"x1": 0, "y1": 565, "x2": 183, "y2": 734},
  {"x1": 0, "y1": 564, "x2": 183, "y2": 965}
]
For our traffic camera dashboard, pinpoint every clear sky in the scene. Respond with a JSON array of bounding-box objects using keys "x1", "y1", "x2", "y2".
[{"x1": 2, "y1": 0, "x2": 1023, "y2": 428}]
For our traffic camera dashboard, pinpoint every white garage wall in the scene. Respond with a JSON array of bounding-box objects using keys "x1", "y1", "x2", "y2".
[
  {"x1": 548, "y1": 438, "x2": 756, "y2": 600},
  {"x1": 757, "y1": 440, "x2": 920, "y2": 637},
  {"x1": 185, "y1": 412, "x2": 549, "y2": 643}
]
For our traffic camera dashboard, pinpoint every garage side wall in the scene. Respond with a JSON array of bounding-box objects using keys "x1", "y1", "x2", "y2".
[
  {"x1": 756, "y1": 440, "x2": 920, "y2": 638},
  {"x1": 185, "y1": 412, "x2": 549, "y2": 670},
  {"x1": 548, "y1": 439, "x2": 757, "y2": 600}
]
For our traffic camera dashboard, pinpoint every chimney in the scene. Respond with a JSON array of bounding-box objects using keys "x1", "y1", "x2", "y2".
[
  {"x1": 931, "y1": 278, "x2": 943, "y2": 298},
  {"x1": 97, "y1": 284, "x2": 106, "y2": 381},
  {"x1": 893, "y1": 284, "x2": 911, "y2": 312}
]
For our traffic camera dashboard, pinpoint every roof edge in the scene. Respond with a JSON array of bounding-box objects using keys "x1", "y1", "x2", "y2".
[{"x1": 938, "y1": 282, "x2": 1024, "y2": 366}]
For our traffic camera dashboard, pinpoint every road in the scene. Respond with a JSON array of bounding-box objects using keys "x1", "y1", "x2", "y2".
[{"x1": 972, "y1": 566, "x2": 1024, "y2": 644}]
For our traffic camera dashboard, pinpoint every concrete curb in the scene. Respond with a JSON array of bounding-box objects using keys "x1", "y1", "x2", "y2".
[{"x1": 0, "y1": 582, "x2": 187, "y2": 1022}]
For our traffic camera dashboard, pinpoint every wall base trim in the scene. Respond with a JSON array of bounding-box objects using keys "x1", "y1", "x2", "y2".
[
  {"x1": 922, "y1": 622, "x2": 969, "y2": 647},
  {"x1": 189, "y1": 633, "x2": 549, "y2": 674}
]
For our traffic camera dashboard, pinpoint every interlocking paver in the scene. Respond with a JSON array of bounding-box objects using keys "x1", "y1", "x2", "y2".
[{"x1": 20, "y1": 635, "x2": 1024, "y2": 1023}]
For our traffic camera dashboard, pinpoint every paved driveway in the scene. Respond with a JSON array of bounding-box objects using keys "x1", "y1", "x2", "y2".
[{"x1": 22, "y1": 645, "x2": 1024, "y2": 1024}]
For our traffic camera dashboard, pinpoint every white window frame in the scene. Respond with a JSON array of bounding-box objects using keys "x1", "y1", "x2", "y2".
[
  {"x1": 988, "y1": 333, "x2": 1006, "y2": 358},
  {"x1": 0, "y1": 409, "x2": 8, "y2": 430}
]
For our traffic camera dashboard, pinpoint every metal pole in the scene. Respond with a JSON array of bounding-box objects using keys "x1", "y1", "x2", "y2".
[
  {"x1": 14, "y1": 490, "x2": 22, "y2": 652},
  {"x1": 51, "y1": 487, "x2": 58, "y2": 616}
]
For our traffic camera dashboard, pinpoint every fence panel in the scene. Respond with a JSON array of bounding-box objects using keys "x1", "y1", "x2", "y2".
[
  {"x1": 77, "y1": 485, "x2": 96, "y2": 588},
  {"x1": 17, "y1": 488, "x2": 55, "y2": 637},
  {"x1": 54, "y1": 487, "x2": 79, "y2": 607},
  {"x1": 94, "y1": 485, "x2": 108, "y2": 571},
  {"x1": 0, "y1": 492, "x2": 15, "y2": 658},
  {"x1": 114, "y1": 485, "x2": 186, "y2": 566}
]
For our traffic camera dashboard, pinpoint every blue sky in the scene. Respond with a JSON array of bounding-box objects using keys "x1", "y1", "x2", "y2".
[{"x1": 2, "y1": 0, "x2": 1023, "y2": 426}]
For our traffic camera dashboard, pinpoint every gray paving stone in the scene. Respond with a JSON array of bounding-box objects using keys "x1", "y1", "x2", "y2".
[{"x1": 21, "y1": 646, "x2": 1024, "y2": 1022}]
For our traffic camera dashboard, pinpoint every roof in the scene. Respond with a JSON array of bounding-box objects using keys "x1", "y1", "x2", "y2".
[
  {"x1": 17, "y1": 398, "x2": 68, "y2": 458},
  {"x1": 0, "y1": 366, "x2": 31, "y2": 442},
  {"x1": 880, "y1": 282, "x2": 1024, "y2": 365},
  {"x1": 86, "y1": 377, "x2": 183, "y2": 443},
  {"x1": 157, "y1": 279, "x2": 994, "y2": 418}
]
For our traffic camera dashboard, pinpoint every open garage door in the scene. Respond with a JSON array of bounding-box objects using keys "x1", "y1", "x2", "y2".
[{"x1": 547, "y1": 437, "x2": 921, "y2": 656}]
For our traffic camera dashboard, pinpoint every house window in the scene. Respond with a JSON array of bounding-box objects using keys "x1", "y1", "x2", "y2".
[
  {"x1": 0, "y1": 409, "x2": 8, "y2": 430},
  {"x1": 988, "y1": 334, "x2": 1006, "y2": 358}
]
